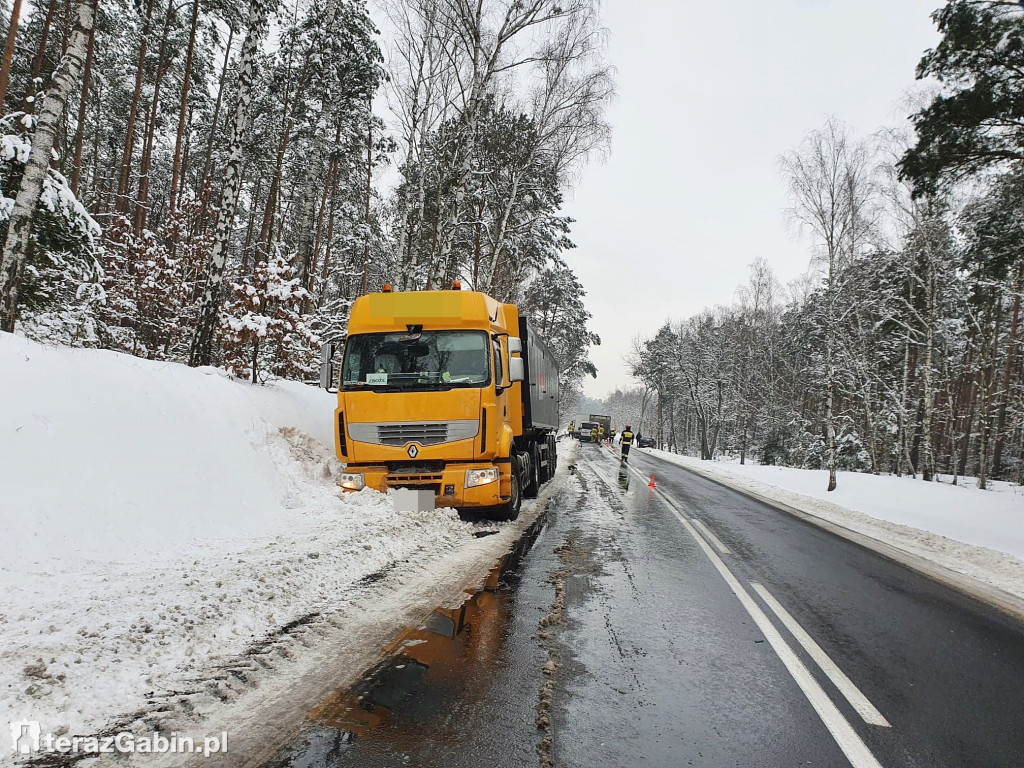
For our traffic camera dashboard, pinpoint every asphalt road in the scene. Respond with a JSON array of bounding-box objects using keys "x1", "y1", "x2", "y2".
[{"x1": 265, "y1": 443, "x2": 1024, "y2": 768}]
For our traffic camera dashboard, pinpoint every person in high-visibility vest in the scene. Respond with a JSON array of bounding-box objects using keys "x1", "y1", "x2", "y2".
[{"x1": 620, "y1": 425, "x2": 635, "y2": 462}]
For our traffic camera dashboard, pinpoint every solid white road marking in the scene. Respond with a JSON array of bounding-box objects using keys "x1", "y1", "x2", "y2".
[
  {"x1": 750, "y1": 582, "x2": 891, "y2": 728},
  {"x1": 625, "y1": 468, "x2": 886, "y2": 768},
  {"x1": 675, "y1": 511, "x2": 884, "y2": 767},
  {"x1": 692, "y1": 518, "x2": 732, "y2": 555}
]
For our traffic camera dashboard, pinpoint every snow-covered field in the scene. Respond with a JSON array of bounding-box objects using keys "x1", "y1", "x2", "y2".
[
  {"x1": 643, "y1": 448, "x2": 1024, "y2": 603},
  {"x1": 0, "y1": 333, "x2": 558, "y2": 761}
]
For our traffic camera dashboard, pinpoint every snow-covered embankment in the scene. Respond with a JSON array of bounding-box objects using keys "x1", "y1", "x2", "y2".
[
  {"x1": 643, "y1": 448, "x2": 1024, "y2": 607},
  {"x1": 0, "y1": 332, "x2": 481, "y2": 748}
]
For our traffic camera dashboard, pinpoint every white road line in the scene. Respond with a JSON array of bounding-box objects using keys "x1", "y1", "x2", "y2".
[
  {"x1": 691, "y1": 518, "x2": 732, "y2": 555},
  {"x1": 625, "y1": 459, "x2": 889, "y2": 729},
  {"x1": 644, "y1": 483, "x2": 885, "y2": 768},
  {"x1": 750, "y1": 582, "x2": 891, "y2": 728}
]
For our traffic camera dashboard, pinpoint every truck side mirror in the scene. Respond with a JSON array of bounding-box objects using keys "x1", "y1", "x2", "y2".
[
  {"x1": 319, "y1": 343, "x2": 338, "y2": 392},
  {"x1": 509, "y1": 356, "x2": 525, "y2": 383}
]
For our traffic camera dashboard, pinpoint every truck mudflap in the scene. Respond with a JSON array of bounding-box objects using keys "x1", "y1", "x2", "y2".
[{"x1": 340, "y1": 462, "x2": 511, "y2": 509}]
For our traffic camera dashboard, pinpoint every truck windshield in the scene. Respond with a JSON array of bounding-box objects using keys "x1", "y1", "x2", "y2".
[{"x1": 341, "y1": 330, "x2": 491, "y2": 390}]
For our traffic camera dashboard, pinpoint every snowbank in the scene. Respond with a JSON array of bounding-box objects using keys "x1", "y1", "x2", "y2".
[
  {"x1": 1, "y1": 332, "x2": 340, "y2": 570},
  {"x1": 643, "y1": 448, "x2": 1024, "y2": 602},
  {"x1": 0, "y1": 333, "x2": 477, "y2": 745}
]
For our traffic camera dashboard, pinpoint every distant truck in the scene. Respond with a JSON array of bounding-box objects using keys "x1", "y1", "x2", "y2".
[
  {"x1": 319, "y1": 285, "x2": 559, "y2": 520},
  {"x1": 590, "y1": 414, "x2": 612, "y2": 441}
]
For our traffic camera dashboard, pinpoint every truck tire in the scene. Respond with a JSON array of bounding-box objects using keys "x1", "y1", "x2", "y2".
[
  {"x1": 493, "y1": 457, "x2": 523, "y2": 521},
  {"x1": 524, "y1": 444, "x2": 541, "y2": 498}
]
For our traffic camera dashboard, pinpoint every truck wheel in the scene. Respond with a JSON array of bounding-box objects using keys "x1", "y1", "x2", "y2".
[
  {"x1": 524, "y1": 445, "x2": 540, "y2": 498},
  {"x1": 548, "y1": 435, "x2": 557, "y2": 474},
  {"x1": 493, "y1": 458, "x2": 522, "y2": 521}
]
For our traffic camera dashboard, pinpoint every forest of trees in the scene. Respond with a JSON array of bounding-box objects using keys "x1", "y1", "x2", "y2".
[
  {"x1": 0, "y1": 0, "x2": 610, "y2": 401},
  {"x1": 625, "y1": 0, "x2": 1024, "y2": 490}
]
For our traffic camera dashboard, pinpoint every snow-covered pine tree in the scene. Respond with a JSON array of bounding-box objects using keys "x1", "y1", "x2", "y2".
[
  {"x1": 221, "y1": 249, "x2": 318, "y2": 383},
  {"x1": 0, "y1": 110, "x2": 102, "y2": 343}
]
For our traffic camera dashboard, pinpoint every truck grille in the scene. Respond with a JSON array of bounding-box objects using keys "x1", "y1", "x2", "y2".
[
  {"x1": 347, "y1": 420, "x2": 479, "y2": 447},
  {"x1": 378, "y1": 423, "x2": 448, "y2": 446}
]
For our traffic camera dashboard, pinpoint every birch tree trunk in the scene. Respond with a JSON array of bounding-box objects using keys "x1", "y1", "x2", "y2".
[
  {"x1": 0, "y1": 0, "x2": 94, "y2": 332},
  {"x1": 69, "y1": 0, "x2": 98, "y2": 195},
  {"x1": 977, "y1": 300, "x2": 1000, "y2": 490},
  {"x1": 992, "y1": 264, "x2": 1022, "y2": 478},
  {"x1": 484, "y1": 165, "x2": 525, "y2": 292},
  {"x1": 920, "y1": 250, "x2": 937, "y2": 482},
  {"x1": 196, "y1": 25, "x2": 234, "y2": 228},
  {"x1": 824, "y1": 246, "x2": 839, "y2": 491},
  {"x1": 188, "y1": 0, "x2": 268, "y2": 367}
]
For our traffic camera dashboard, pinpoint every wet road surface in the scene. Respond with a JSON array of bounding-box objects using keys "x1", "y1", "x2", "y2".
[{"x1": 264, "y1": 444, "x2": 1024, "y2": 768}]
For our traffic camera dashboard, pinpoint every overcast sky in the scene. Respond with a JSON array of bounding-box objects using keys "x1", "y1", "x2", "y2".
[{"x1": 565, "y1": 0, "x2": 942, "y2": 399}]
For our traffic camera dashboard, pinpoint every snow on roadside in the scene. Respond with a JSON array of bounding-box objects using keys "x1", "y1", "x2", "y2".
[
  {"x1": 0, "y1": 333, "x2": 475, "y2": 746},
  {"x1": 642, "y1": 448, "x2": 1024, "y2": 600}
]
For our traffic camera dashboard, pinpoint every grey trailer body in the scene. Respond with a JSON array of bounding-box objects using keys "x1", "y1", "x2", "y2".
[{"x1": 519, "y1": 317, "x2": 559, "y2": 432}]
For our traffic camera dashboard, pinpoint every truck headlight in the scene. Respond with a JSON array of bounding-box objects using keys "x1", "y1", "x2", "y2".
[
  {"x1": 339, "y1": 472, "x2": 365, "y2": 490},
  {"x1": 465, "y1": 467, "x2": 499, "y2": 488}
]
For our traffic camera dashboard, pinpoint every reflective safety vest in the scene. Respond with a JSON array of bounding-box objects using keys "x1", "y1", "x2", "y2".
[{"x1": 621, "y1": 430, "x2": 634, "y2": 445}]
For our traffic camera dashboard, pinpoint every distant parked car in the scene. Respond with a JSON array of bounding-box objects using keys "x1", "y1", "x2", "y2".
[{"x1": 637, "y1": 436, "x2": 656, "y2": 449}]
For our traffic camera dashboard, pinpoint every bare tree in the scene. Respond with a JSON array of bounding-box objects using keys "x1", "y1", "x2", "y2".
[
  {"x1": 479, "y1": 4, "x2": 613, "y2": 295},
  {"x1": 734, "y1": 258, "x2": 781, "y2": 464},
  {"x1": 780, "y1": 118, "x2": 876, "y2": 491},
  {"x1": 387, "y1": 0, "x2": 604, "y2": 288},
  {"x1": 383, "y1": 0, "x2": 458, "y2": 288}
]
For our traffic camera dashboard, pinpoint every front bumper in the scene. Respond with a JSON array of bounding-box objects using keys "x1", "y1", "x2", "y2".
[{"x1": 340, "y1": 462, "x2": 511, "y2": 509}]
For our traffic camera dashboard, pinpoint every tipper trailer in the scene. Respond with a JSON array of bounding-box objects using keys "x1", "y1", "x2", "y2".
[{"x1": 320, "y1": 286, "x2": 559, "y2": 520}]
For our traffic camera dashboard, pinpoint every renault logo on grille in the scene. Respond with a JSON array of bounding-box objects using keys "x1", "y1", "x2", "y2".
[{"x1": 407, "y1": 444, "x2": 419, "y2": 458}]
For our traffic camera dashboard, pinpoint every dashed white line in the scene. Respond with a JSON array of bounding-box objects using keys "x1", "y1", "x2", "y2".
[
  {"x1": 620, "y1": 458, "x2": 886, "y2": 768},
  {"x1": 623, "y1": 455, "x2": 886, "y2": 722},
  {"x1": 750, "y1": 582, "x2": 891, "y2": 728},
  {"x1": 670, "y1": 508, "x2": 884, "y2": 767}
]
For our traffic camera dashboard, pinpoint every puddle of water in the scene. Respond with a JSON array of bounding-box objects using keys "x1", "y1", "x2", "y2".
[{"x1": 289, "y1": 512, "x2": 547, "y2": 752}]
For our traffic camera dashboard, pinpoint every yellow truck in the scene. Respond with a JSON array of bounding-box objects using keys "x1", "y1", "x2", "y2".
[{"x1": 319, "y1": 285, "x2": 560, "y2": 520}]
